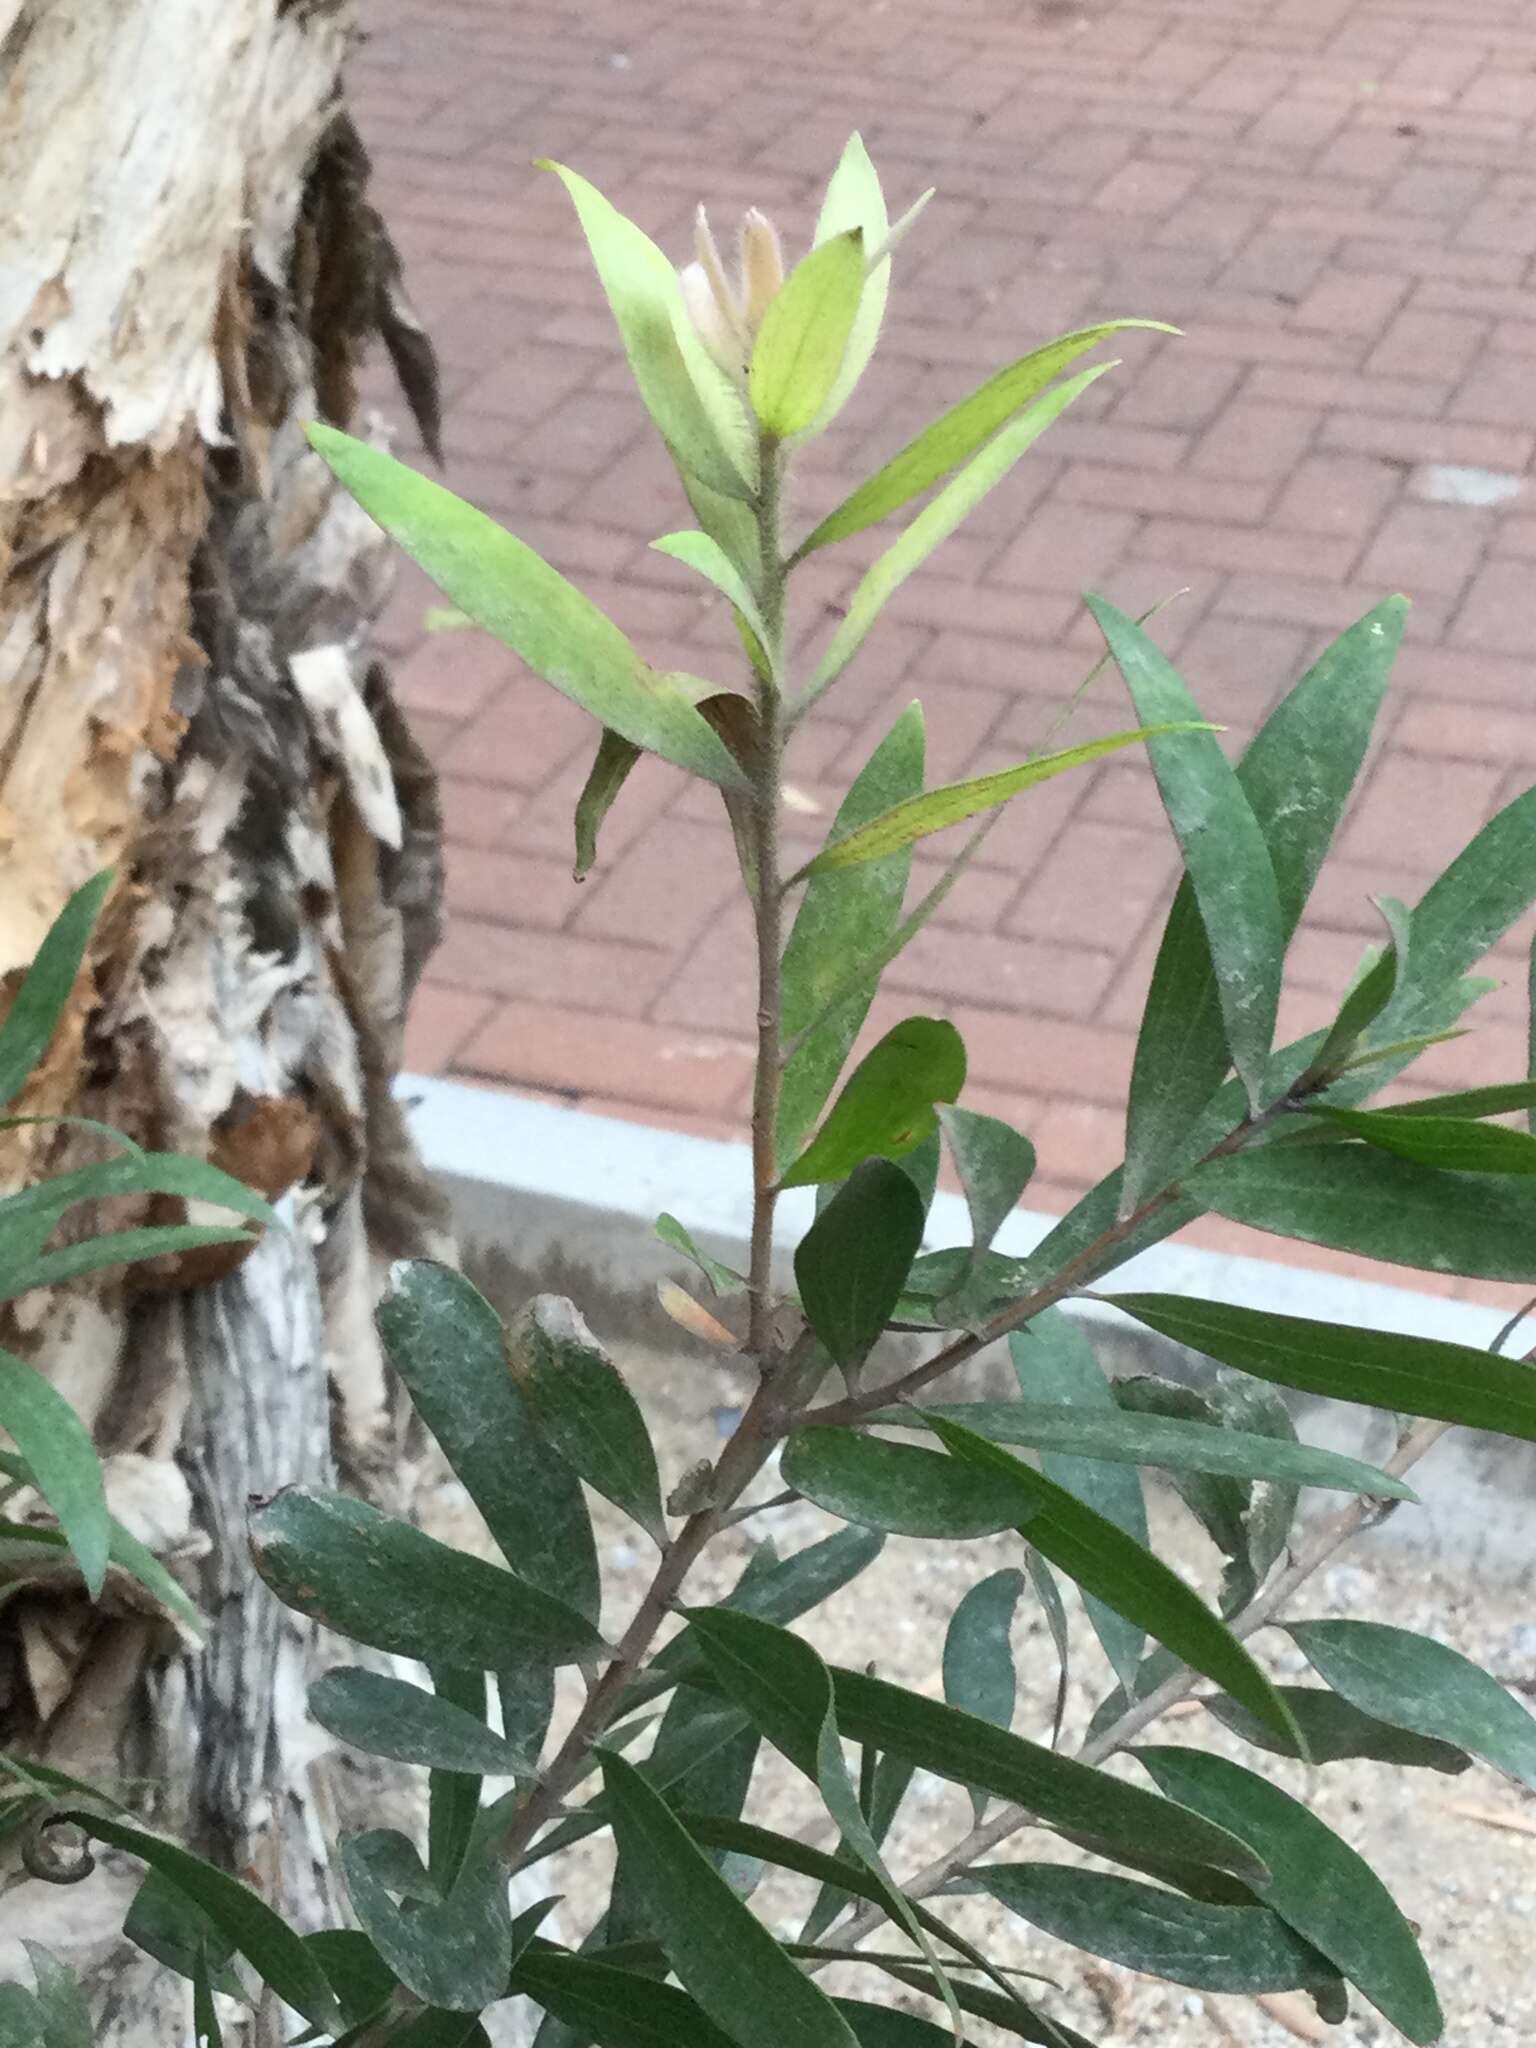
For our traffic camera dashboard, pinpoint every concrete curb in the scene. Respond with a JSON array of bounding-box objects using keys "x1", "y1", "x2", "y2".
[{"x1": 401, "y1": 1073, "x2": 1532, "y2": 1571}]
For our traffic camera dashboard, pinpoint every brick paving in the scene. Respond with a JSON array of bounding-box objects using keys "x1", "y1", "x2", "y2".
[{"x1": 354, "y1": 0, "x2": 1536, "y2": 1295}]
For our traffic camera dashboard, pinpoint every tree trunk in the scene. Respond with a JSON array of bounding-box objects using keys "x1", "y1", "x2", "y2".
[{"x1": 0, "y1": 1, "x2": 454, "y2": 2031}]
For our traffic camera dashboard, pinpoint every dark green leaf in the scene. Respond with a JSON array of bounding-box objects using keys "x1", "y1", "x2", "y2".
[
  {"x1": 798, "y1": 730, "x2": 1203, "y2": 875},
  {"x1": 1307, "y1": 896, "x2": 1410, "y2": 1078},
  {"x1": 794, "y1": 1160, "x2": 924, "y2": 1368},
  {"x1": 427, "y1": 1664, "x2": 486, "y2": 1894},
  {"x1": 192, "y1": 1945, "x2": 223, "y2": 2048},
  {"x1": 799, "y1": 1747, "x2": 915, "y2": 1941},
  {"x1": 0, "y1": 1223, "x2": 257, "y2": 1301},
  {"x1": 973, "y1": 1864, "x2": 1338, "y2": 1994},
  {"x1": 1194, "y1": 1137, "x2": 1536, "y2": 1281},
  {"x1": 1025, "y1": 1550, "x2": 1071, "y2": 1749},
  {"x1": 61, "y1": 1811, "x2": 336, "y2": 2026},
  {"x1": 1088, "y1": 596, "x2": 1282, "y2": 1113},
  {"x1": 309, "y1": 1667, "x2": 528, "y2": 1775},
  {"x1": 939, "y1": 1107, "x2": 1035, "y2": 1266},
  {"x1": 378, "y1": 1264, "x2": 599, "y2": 1620},
  {"x1": 574, "y1": 730, "x2": 642, "y2": 881},
  {"x1": 750, "y1": 229, "x2": 866, "y2": 438},
  {"x1": 1386, "y1": 781, "x2": 1536, "y2": 1034},
  {"x1": 928, "y1": 1416, "x2": 1301, "y2": 1750},
  {"x1": 1204, "y1": 1686, "x2": 1471, "y2": 1772},
  {"x1": 835, "y1": 2004, "x2": 978, "y2": 2048},
  {"x1": 654, "y1": 1215, "x2": 742, "y2": 1297},
  {"x1": 1114, "y1": 1291, "x2": 1536, "y2": 1441},
  {"x1": 0, "y1": 1988, "x2": 43, "y2": 2048},
  {"x1": 308, "y1": 428, "x2": 747, "y2": 789},
  {"x1": 0, "y1": 1349, "x2": 107, "y2": 1599},
  {"x1": 1379, "y1": 1080, "x2": 1536, "y2": 1118},
  {"x1": 19, "y1": 1946, "x2": 89, "y2": 2048},
  {"x1": 514, "y1": 1950, "x2": 734, "y2": 2048},
  {"x1": 389, "y1": 2010, "x2": 485, "y2": 2047},
  {"x1": 121, "y1": 1869, "x2": 242, "y2": 2004},
  {"x1": 782, "y1": 1017, "x2": 965, "y2": 1187},
  {"x1": 779, "y1": 707, "x2": 924, "y2": 1168},
  {"x1": 945, "y1": 1568, "x2": 1024, "y2": 1820},
  {"x1": 796, "y1": 323, "x2": 1170, "y2": 557},
  {"x1": 249, "y1": 1487, "x2": 608, "y2": 1668},
  {"x1": 883, "y1": 1397, "x2": 1413, "y2": 1499},
  {"x1": 509, "y1": 1295, "x2": 666, "y2": 1547},
  {"x1": 0, "y1": 875, "x2": 111, "y2": 1110},
  {"x1": 1290, "y1": 1618, "x2": 1536, "y2": 1792},
  {"x1": 599, "y1": 1751, "x2": 860, "y2": 2048},
  {"x1": 781, "y1": 1427, "x2": 1024, "y2": 1537},
  {"x1": 857, "y1": 1964, "x2": 1095, "y2": 2048},
  {"x1": 827, "y1": 1665, "x2": 1266, "y2": 1883},
  {"x1": 342, "y1": 1830, "x2": 511, "y2": 2012},
  {"x1": 1137, "y1": 1746, "x2": 1441, "y2": 2044},
  {"x1": 305, "y1": 1929, "x2": 398, "y2": 2031},
  {"x1": 499, "y1": 1661, "x2": 557, "y2": 1769},
  {"x1": 1119, "y1": 600, "x2": 1403, "y2": 1208},
  {"x1": 1011, "y1": 1314, "x2": 1146, "y2": 1692},
  {"x1": 1310, "y1": 1104, "x2": 1536, "y2": 1174}
]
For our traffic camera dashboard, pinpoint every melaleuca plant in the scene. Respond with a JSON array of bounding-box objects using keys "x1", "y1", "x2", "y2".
[{"x1": 19, "y1": 135, "x2": 1536, "y2": 2048}]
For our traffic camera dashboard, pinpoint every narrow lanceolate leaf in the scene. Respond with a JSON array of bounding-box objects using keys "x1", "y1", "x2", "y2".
[
  {"x1": 0, "y1": 873, "x2": 111, "y2": 1110},
  {"x1": 600, "y1": 1751, "x2": 861, "y2": 2048},
  {"x1": 378, "y1": 1262, "x2": 600, "y2": 1621},
  {"x1": 1205, "y1": 1686, "x2": 1471, "y2": 1773},
  {"x1": 1137, "y1": 1747, "x2": 1442, "y2": 2045},
  {"x1": 685, "y1": 1608, "x2": 962, "y2": 2038},
  {"x1": 509, "y1": 1294, "x2": 667, "y2": 1546},
  {"x1": 779, "y1": 705, "x2": 925, "y2": 1168},
  {"x1": 512, "y1": 1950, "x2": 738, "y2": 2048},
  {"x1": 1306, "y1": 895, "x2": 1410, "y2": 1078},
  {"x1": 1289, "y1": 1619, "x2": 1536, "y2": 1792},
  {"x1": 342, "y1": 1830, "x2": 511, "y2": 2013},
  {"x1": 811, "y1": 362, "x2": 1115, "y2": 703},
  {"x1": 1308, "y1": 1104, "x2": 1536, "y2": 1175},
  {"x1": 796, "y1": 323, "x2": 1172, "y2": 558},
  {"x1": 650, "y1": 532, "x2": 769, "y2": 646},
  {"x1": 22, "y1": 1943, "x2": 90, "y2": 2048},
  {"x1": 826, "y1": 1666, "x2": 1266, "y2": 1884},
  {"x1": 249, "y1": 1487, "x2": 609, "y2": 1669},
  {"x1": 1191, "y1": 1139, "x2": 1536, "y2": 1283},
  {"x1": 883, "y1": 1399, "x2": 1414, "y2": 1499},
  {"x1": 574, "y1": 728, "x2": 642, "y2": 880},
  {"x1": 1010, "y1": 1314, "x2": 1146, "y2": 1694},
  {"x1": 794, "y1": 1160, "x2": 925, "y2": 1367},
  {"x1": 655, "y1": 1213, "x2": 743, "y2": 1297},
  {"x1": 1114, "y1": 1291, "x2": 1536, "y2": 1441},
  {"x1": 782, "y1": 1427, "x2": 1026, "y2": 1537},
  {"x1": 191, "y1": 1946, "x2": 223, "y2": 2048},
  {"x1": 945, "y1": 1570, "x2": 1025, "y2": 1820},
  {"x1": 807, "y1": 134, "x2": 892, "y2": 434},
  {"x1": 0, "y1": 1986, "x2": 43, "y2": 2046},
  {"x1": 308, "y1": 1667, "x2": 532, "y2": 1776},
  {"x1": 0, "y1": 1350, "x2": 107, "y2": 1599},
  {"x1": 540, "y1": 163, "x2": 754, "y2": 500},
  {"x1": 1385, "y1": 781, "x2": 1536, "y2": 1035},
  {"x1": 1118, "y1": 597, "x2": 1405, "y2": 1210},
  {"x1": 306, "y1": 427, "x2": 747, "y2": 791},
  {"x1": 1379, "y1": 1080, "x2": 1536, "y2": 1119},
  {"x1": 1088, "y1": 596, "x2": 1282, "y2": 1114},
  {"x1": 0, "y1": 1223, "x2": 253, "y2": 1300},
  {"x1": 59, "y1": 1813, "x2": 337, "y2": 2027},
  {"x1": 796, "y1": 726, "x2": 1204, "y2": 876},
  {"x1": 939, "y1": 1107, "x2": 1035, "y2": 1267},
  {"x1": 927, "y1": 1416, "x2": 1301, "y2": 1751},
  {"x1": 782, "y1": 1017, "x2": 965, "y2": 1186},
  {"x1": 973, "y1": 1865, "x2": 1339, "y2": 1994},
  {"x1": 1025, "y1": 1550, "x2": 1071, "y2": 1748},
  {"x1": 750, "y1": 229, "x2": 866, "y2": 438}
]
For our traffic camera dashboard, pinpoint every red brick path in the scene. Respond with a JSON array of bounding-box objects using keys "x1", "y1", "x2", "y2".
[{"x1": 355, "y1": 0, "x2": 1536, "y2": 1287}]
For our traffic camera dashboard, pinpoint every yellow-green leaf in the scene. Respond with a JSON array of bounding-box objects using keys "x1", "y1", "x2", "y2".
[{"x1": 750, "y1": 228, "x2": 866, "y2": 438}]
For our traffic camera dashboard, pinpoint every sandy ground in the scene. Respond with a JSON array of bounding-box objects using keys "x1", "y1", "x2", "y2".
[{"x1": 431, "y1": 1342, "x2": 1536, "y2": 2048}]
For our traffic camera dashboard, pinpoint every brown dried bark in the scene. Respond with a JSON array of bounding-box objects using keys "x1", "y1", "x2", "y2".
[{"x1": 0, "y1": 1, "x2": 453, "y2": 2029}]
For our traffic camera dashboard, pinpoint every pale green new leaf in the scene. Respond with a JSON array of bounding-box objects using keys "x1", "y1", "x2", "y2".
[
  {"x1": 306, "y1": 426, "x2": 747, "y2": 791},
  {"x1": 796, "y1": 322, "x2": 1173, "y2": 557},
  {"x1": 750, "y1": 229, "x2": 866, "y2": 438},
  {"x1": 540, "y1": 162, "x2": 754, "y2": 499},
  {"x1": 650, "y1": 531, "x2": 769, "y2": 646},
  {"x1": 808, "y1": 134, "x2": 893, "y2": 433},
  {"x1": 795, "y1": 725, "x2": 1206, "y2": 876},
  {"x1": 808, "y1": 362, "x2": 1116, "y2": 704}
]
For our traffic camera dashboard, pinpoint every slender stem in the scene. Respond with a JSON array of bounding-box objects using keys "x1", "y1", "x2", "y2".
[
  {"x1": 494, "y1": 432, "x2": 795, "y2": 1861},
  {"x1": 827, "y1": 1416, "x2": 1450, "y2": 1953},
  {"x1": 747, "y1": 435, "x2": 788, "y2": 1361}
]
